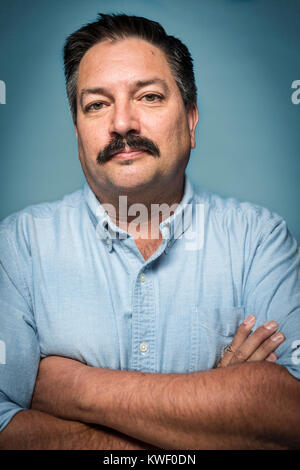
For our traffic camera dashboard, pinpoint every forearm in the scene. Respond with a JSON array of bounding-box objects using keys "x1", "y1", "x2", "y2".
[
  {"x1": 34, "y1": 359, "x2": 299, "y2": 449},
  {"x1": 77, "y1": 362, "x2": 300, "y2": 449},
  {"x1": 0, "y1": 409, "x2": 154, "y2": 450}
]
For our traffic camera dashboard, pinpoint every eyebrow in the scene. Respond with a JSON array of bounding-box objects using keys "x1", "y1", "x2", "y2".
[
  {"x1": 134, "y1": 78, "x2": 170, "y2": 95},
  {"x1": 79, "y1": 78, "x2": 170, "y2": 110}
]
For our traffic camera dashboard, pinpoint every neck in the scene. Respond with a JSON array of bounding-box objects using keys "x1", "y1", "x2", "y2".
[{"x1": 89, "y1": 174, "x2": 186, "y2": 240}]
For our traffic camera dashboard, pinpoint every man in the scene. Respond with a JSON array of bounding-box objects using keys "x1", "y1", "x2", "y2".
[{"x1": 0, "y1": 13, "x2": 299, "y2": 449}]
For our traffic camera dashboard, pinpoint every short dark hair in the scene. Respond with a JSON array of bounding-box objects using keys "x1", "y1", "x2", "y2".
[{"x1": 63, "y1": 13, "x2": 197, "y2": 123}]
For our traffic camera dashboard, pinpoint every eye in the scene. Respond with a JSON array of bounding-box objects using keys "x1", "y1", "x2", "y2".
[
  {"x1": 142, "y1": 93, "x2": 163, "y2": 103},
  {"x1": 85, "y1": 101, "x2": 105, "y2": 112}
]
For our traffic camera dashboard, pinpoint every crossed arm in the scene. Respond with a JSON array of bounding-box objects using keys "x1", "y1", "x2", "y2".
[
  {"x1": 1, "y1": 318, "x2": 300, "y2": 449},
  {"x1": 31, "y1": 356, "x2": 300, "y2": 449}
]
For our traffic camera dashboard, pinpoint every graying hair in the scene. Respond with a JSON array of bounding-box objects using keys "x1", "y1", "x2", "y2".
[{"x1": 63, "y1": 13, "x2": 197, "y2": 123}]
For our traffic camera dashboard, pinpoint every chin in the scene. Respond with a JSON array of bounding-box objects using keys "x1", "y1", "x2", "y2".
[
  {"x1": 109, "y1": 174, "x2": 158, "y2": 194},
  {"x1": 106, "y1": 165, "x2": 160, "y2": 192}
]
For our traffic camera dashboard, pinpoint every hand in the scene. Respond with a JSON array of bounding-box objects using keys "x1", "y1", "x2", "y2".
[{"x1": 217, "y1": 315, "x2": 285, "y2": 368}]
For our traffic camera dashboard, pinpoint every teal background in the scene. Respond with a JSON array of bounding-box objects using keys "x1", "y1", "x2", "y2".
[{"x1": 0, "y1": 0, "x2": 299, "y2": 242}]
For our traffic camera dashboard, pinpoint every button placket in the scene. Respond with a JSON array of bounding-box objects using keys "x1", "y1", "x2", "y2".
[
  {"x1": 139, "y1": 272, "x2": 148, "y2": 356},
  {"x1": 131, "y1": 266, "x2": 156, "y2": 372}
]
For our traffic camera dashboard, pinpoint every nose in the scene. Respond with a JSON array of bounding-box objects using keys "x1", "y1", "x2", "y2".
[{"x1": 109, "y1": 99, "x2": 140, "y2": 137}]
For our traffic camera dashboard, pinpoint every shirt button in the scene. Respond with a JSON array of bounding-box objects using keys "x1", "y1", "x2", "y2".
[
  {"x1": 140, "y1": 273, "x2": 146, "y2": 283},
  {"x1": 139, "y1": 342, "x2": 148, "y2": 353},
  {"x1": 167, "y1": 241, "x2": 172, "y2": 248}
]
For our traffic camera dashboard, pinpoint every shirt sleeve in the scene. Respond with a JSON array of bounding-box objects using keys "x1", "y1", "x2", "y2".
[
  {"x1": 0, "y1": 224, "x2": 40, "y2": 432},
  {"x1": 243, "y1": 214, "x2": 300, "y2": 380}
]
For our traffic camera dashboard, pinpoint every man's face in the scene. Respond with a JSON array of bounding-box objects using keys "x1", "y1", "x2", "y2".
[{"x1": 75, "y1": 37, "x2": 198, "y2": 196}]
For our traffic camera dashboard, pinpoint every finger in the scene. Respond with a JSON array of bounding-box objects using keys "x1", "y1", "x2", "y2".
[
  {"x1": 265, "y1": 352, "x2": 277, "y2": 363},
  {"x1": 248, "y1": 332, "x2": 285, "y2": 362},
  {"x1": 217, "y1": 315, "x2": 256, "y2": 367},
  {"x1": 229, "y1": 320, "x2": 279, "y2": 365}
]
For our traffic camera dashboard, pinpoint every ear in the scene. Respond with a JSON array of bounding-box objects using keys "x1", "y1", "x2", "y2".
[
  {"x1": 187, "y1": 103, "x2": 199, "y2": 149},
  {"x1": 74, "y1": 124, "x2": 82, "y2": 163}
]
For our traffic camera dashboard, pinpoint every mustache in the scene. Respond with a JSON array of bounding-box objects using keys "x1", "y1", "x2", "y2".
[{"x1": 96, "y1": 134, "x2": 160, "y2": 164}]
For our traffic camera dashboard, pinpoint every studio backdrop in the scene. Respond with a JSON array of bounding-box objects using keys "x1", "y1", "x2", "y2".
[{"x1": 0, "y1": 0, "x2": 299, "y2": 243}]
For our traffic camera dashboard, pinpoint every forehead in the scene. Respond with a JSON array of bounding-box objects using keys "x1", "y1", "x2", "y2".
[{"x1": 77, "y1": 37, "x2": 177, "y2": 90}]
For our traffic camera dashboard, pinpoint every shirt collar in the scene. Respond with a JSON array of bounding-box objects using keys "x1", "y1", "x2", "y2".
[
  {"x1": 159, "y1": 176, "x2": 194, "y2": 246},
  {"x1": 84, "y1": 175, "x2": 195, "y2": 246}
]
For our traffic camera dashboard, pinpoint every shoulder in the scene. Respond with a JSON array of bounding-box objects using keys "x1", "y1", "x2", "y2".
[
  {"x1": 191, "y1": 183, "x2": 285, "y2": 242},
  {"x1": 0, "y1": 188, "x2": 84, "y2": 231},
  {"x1": 0, "y1": 188, "x2": 85, "y2": 255}
]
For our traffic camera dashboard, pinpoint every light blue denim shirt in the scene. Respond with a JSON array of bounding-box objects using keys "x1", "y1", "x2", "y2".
[{"x1": 0, "y1": 176, "x2": 299, "y2": 432}]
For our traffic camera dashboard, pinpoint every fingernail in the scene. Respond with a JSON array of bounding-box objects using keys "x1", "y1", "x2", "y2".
[
  {"x1": 243, "y1": 315, "x2": 256, "y2": 326},
  {"x1": 271, "y1": 332, "x2": 285, "y2": 342},
  {"x1": 264, "y1": 321, "x2": 278, "y2": 330}
]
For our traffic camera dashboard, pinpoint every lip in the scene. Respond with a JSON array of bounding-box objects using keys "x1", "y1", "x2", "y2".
[{"x1": 111, "y1": 149, "x2": 146, "y2": 160}]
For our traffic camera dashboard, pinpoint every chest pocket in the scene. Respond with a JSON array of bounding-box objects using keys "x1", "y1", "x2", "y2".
[{"x1": 189, "y1": 306, "x2": 245, "y2": 371}]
